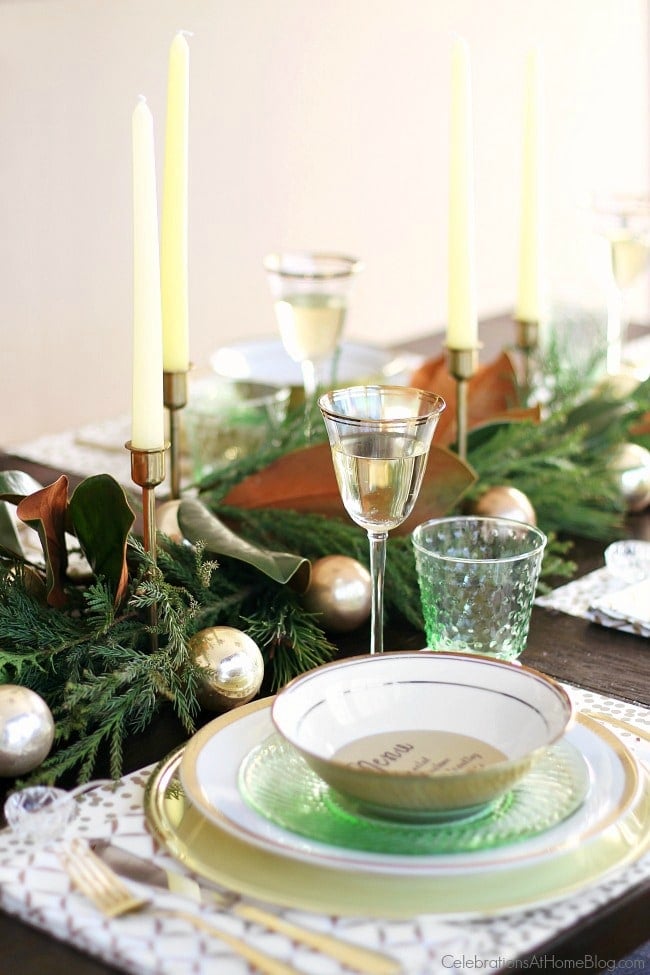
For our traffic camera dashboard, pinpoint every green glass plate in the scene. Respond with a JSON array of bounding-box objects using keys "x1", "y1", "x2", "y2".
[{"x1": 238, "y1": 733, "x2": 590, "y2": 856}]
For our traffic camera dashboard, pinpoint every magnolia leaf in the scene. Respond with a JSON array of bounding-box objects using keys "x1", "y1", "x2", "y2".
[
  {"x1": 0, "y1": 471, "x2": 45, "y2": 561},
  {"x1": 0, "y1": 470, "x2": 45, "y2": 504},
  {"x1": 178, "y1": 497, "x2": 311, "y2": 592},
  {"x1": 410, "y1": 350, "x2": 521, "y2": 446},
  {"x1": 222, "y1": 442, "x2": 476, "y2": 535},
  {"x1": 0, "y1": 501, "x2": 24, "y2": 561},
  {"x1": 400, "y1": 445, "x2": 477, "y2": 534},
  {"x1": 223, "y1": 443, "x2": 348, "y2": 518},
  {"x1": 68, "y1": 475, "x2": 136, "y2": 605},
  {"x1": 16, "y1": 476, "x2": 69, "y2": 608}
]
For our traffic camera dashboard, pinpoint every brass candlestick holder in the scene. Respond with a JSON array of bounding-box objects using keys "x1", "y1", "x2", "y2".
[
  {"x1": 447, "y1": 345, "x2": 480, "y2": 462},
  {"x1": 163, "y1": 370, "x2": 188, "y2": 499},
  {"x1": 126, "y1": 441, "x2": 169, "y2": 646},
  {"x1": 515, "y1": 318, "x2": 539, "y2": 402}
]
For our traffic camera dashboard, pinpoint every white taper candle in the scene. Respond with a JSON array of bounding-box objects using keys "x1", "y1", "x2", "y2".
[{"x1": 131, "y1": 97, "x2": 165, "y2": 450}]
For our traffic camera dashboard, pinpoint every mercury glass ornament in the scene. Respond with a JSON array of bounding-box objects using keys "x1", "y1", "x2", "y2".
[
  {"x1": 188, "y1": 626, "x2": 264, "y2": 712},
  {"x1": 470, "y1": 486, "x2": 537, "y2": 525},
  {"x1": 302, "y1": 555, "x2": 372, "y2": 633},
  {"x1": 0, "y1": 685, "x2": 55, "y2": 777},
  {"x1": 156, "y1": 499, "x2": 183, "y2": 542}
]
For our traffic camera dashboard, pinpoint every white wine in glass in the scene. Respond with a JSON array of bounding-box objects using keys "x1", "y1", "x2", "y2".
[
  {"x1": 264, "y1": 253, "x2": 362, "y2": 426},
  {"x1": 273, "y1": 293, "x2": 347, "y2": 365},
  {"x1": 331, "y1": 433, "x2": 430, "y2": 533},
  {"x1": 320, "y1": 386, "x2": 445, "y2": 655}
]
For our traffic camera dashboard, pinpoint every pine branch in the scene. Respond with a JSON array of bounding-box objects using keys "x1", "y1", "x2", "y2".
[
  {"x1": 242, "y1": 589, "x2": 337, "y2": 690},
  {"x1": 465, "y1": 416, "x2": 626, "y2": 541}
]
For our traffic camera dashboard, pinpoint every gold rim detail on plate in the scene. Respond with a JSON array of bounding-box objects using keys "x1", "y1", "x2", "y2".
[
  {"x1": 179, "y1": 699, "x2": 600, "y2": 872},
  {"x1": 143, "y1": 700, "x2": 650, "y2": 920}
]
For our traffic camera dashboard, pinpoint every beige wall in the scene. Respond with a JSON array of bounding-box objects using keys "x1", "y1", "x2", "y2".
[{"x1": 1, "y1": 0, "x2": 648, "y2": 444}]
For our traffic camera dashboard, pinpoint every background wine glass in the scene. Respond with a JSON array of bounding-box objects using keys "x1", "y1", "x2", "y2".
[
  {"x1": 263, "y1": 252, "x2": 362, "y2": 430},
  {"x1": 592, "y1": 192, "x2": 650, "y2": 375},
  {"x1": 319, "y1": 385, "x2": 445, "y2": 655}
]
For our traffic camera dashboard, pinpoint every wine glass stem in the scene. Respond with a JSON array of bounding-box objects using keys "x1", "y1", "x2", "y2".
[
  {"x1": 300, "y1": 359, "x2": 317, "y2": 438},
  {"x1": 368, "y1": 531, "x2": 388, "y2": 655},
  {"x1": 606, "y1": 281, "x2": 625, "y2": 375}
]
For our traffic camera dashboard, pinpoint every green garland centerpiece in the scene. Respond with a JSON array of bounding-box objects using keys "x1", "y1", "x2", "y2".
[{"x1": 1, "y1": 339, "x2": 649, "y2": 786}]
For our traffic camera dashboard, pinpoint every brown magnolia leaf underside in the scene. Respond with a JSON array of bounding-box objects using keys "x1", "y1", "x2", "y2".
[
  {"x1": 223, "y1": 442, "x2": 476, "y2": 535},
  {"x1": 410, "y1": 350, "x2": 522, "y2": 446},
  {"x1": 16, "y1": 475, "x2": 69, "y2": 607}
]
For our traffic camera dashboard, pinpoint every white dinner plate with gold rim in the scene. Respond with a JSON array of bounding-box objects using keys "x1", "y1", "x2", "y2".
[
  {"x1": 177, "y1": 698, "x2": 646, "y2": 878},
  {"x1": 145, "y1": 711, "x2": 650, "y2": 919}
]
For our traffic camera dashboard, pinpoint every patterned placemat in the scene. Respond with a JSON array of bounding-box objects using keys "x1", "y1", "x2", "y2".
[
  {"x1": 536, "y1": 566, "x2": 650, "y2": 638},
  {"x1": 0, "y1": 686, "x2": 648, "y2": 975}
]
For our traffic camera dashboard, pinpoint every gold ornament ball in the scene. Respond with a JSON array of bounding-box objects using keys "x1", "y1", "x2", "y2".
[
  {"x1": 188, "y1": 626, "x2": 264, "y2": 712},
  {"x1": 470, "y1": 486, "x2": 537, "y2": 525},
  {"x1": 0, "y1": 685, "x2": 55, "y2": 777},
  {"x1": 611, "y1": 443, "x2": 650, "y2": 512},
  {"x1": 302, "y1": 556, "x2": 372, "y2": 633}
]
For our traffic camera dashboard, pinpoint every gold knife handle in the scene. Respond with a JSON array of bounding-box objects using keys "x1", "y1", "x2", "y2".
[
  {"x1": 166, "y1": 908, "x2": 306, "y2": 975},
  {"x1": 234, "y1": 902, "x2": 402, "y2": 975}
]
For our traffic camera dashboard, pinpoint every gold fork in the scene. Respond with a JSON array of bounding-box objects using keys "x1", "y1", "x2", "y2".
[
  {"x1": 59, "y1": 837, "x2": 309, "y2": 975},
  {"x1": 88, "y1": 838, "x2": 401, "y2": 975}
]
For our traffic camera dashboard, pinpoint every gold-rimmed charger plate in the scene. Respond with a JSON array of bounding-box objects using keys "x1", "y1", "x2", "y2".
[
  {"x1": 179, "y1": 699, "x2": 596, "y2": 873},
  {"x1": 143, "y1": 701, "x2": 650, "y2": 919}
]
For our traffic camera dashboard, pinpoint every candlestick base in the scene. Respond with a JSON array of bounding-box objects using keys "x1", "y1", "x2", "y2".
[
  {"x1": 126, "y1": 441, "x2": 169, "y2": 649},
  {"x1": 163, "y1": 370, "x2": 189, "y2": 500},
  {"x1": 514, "y1": 318, "x2": 539, "y2": 400},
  {"x1": 515, "y1": 318, "x2": 539, "y2": 352},
  {"x1": 446, "y1": 345, "x2": 480, "y2": 462}
]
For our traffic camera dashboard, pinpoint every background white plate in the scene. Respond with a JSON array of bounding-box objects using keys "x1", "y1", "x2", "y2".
[{"x1": 210, "y1": 338, "x2": 422, "y2": 388}]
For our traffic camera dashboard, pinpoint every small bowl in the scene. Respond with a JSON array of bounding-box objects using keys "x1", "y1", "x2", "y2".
[
  {"x1": 604, "y1": 539, "x2": 650, "y2": 584},
  {"x1": 4, "y1": 786, "x2": 76, "y2": 841},
  {"x1": 271, "y1": 652, "x2": 573, "y2": 821}
]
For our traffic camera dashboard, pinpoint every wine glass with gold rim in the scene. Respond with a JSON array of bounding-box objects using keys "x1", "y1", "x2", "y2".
[
  {"x1": 263, "y1": 252, "x2": 363, "y2": 432},
  {"x1": 319, "y1": 385, "x2": 446, "y2": 655}
]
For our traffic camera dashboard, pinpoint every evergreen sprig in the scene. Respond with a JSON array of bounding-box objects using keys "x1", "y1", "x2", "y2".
[
  {"x1": 464, "y1": 415, "x2": 626, "y2": 540},
  {"x1": 0, "y1": 543, "x2": 206, "y2": 786},
  {"x1": 242, "y1": 590, "x2": 337, "y2": 690}
]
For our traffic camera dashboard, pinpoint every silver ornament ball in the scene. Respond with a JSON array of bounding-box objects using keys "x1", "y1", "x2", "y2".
[
  {"x1": 611, "y1": 443, "x2": 650, "y2": 512},
  {"x1": 302, "y1": 555, "x2": 372, "y2": 633},
  {"x1": 470, "y1": 485, "x2": 537, "y2": 525},
  {"x1": 0, "y1": 685, "x2": 55, "y2": 777},
  {"x1": 188, "y1": 626, "x2": 264, "y2": 712}
]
